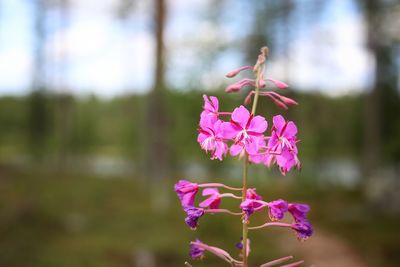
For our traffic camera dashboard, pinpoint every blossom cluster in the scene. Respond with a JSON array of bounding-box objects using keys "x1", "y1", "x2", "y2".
[
  {"x1": 198, "y1": 95, "x2": 300, "y2": 175},
  {"x1": 174, "y1": 47, "x2": 314, "y2": 267}
]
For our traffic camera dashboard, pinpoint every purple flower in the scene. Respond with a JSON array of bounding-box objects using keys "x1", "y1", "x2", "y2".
[
  {"x1": 199, "y1": 188, "x2": 221, "y2": 209},
  {"x1": 288, "y1": 203, "x2": 310, "y2": 223},
  {"x1": 189, "y1": 239, "x2": 205, "y2": 259},
  {"x1": 174, "y1": 180, "x2": 199, "y2": 206},
  {"x1": 222, "y1": 106, "x2": 268, "y2": 156},
  {"x1": 240, "y1": 189, "x2": 264, "y2": 223},
  {"x1": 198, "y1": 116, "x2": 228, "y2": 161},
  {"x1": 184, "y1": 206, "x2": 205, "y2": 230},
  {"x1": 267, "y1": 199, "x2": 288, "y2": 221},
  {"x1": 291, "y1": 221, "x2": 313, "y2": 240}
]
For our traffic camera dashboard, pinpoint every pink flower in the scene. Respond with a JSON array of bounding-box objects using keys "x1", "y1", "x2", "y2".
[
  {"x1": 175, "y1": 180, "x2": 199, "y2": 206},
  {"x1": 265, "y1": 115, "x2": 300, "y2": 175},
  {"x1": 199, "y1": 188, "x2": 221, "y2": 209},
  {"x1": 222, "y1": 106, "x2": 268, "y2": 157},
  {"x1": 198, "y1": 116, "x2": 228, "y2": 161},
  {"x1": 201, "y1": 95, "x2": 219, "y2": 122}
]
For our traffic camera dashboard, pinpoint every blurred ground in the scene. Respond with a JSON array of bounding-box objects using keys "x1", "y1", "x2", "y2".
[{"x1": 1, "y1": 166, "x2": 399, "y2": 267}]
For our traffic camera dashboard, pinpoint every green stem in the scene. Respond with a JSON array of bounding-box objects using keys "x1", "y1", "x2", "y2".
[
  {"x1": 242, "y1": 64, "x2": 263, "y2": 267},
  {"x1": 242, "y1": 155, "x2": 249, "y2": 267},
  {"x1": 251, "y1": 67, "x2": 262, "y2": 115}
]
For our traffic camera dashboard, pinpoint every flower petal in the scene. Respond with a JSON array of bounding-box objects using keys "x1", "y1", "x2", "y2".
[{"x1": 232, "y1": 106, "x2": 250, "y2": 128}]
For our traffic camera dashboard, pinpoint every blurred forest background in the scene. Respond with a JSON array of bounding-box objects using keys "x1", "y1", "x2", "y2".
[{"x1": 0, "y1": 0, "x2": 399, "y2": 266}]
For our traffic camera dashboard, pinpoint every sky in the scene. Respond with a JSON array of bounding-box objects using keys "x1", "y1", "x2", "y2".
[{"x1": 0, "y1": 0, "x2": 372, "y2": 97}]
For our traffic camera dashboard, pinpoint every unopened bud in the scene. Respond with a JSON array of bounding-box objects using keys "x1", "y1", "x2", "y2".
[
  {"x1": 225, "y1": 66, "x2": 252, "y2": 78},
  {"x1": 266, "y1": 78, "x2": 289, "y2": 89}
]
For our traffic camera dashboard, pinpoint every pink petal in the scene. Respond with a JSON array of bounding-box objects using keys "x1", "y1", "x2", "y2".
[
  {"x1": 248, "y1": 115, "x2": 268, "y2": 133},
  {"x1": 232, "y1": 106, "x2": 250, "y2": 128},
  {"x1": 199, "y1": 196, "x2": 216, "y2": 208},
  {"x1": 202, "y1": 188, "x2": 219, "y2": 196},
  {"x1": 230, "y1": 143, "x2": 244, "y2": 156},
  {"x1": 220, "y1": 122, "x2": 239, "y2": 139},
  {"x1": 272, "y1": 115, "x2": 286, "y2": 133},
  {"x1": 210, "y1": 96, "x2": 219, "y2": 111},
  {"x1": 197, "y1": 132, "x2": 208, "y2": 143},
  {"x1": 284, "y1": 121, "x2": 297, "y2": 137},
  {"x1": 213, "y1": 141, "x2": 227, "y2": 160}
]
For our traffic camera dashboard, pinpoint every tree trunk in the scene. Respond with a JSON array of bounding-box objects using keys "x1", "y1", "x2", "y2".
[{"x1": 146, "y1": 0, "x2": 169, "y2": 180}]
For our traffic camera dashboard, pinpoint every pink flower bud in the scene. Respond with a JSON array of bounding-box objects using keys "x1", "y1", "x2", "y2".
[
  {"x1": 267, "y1": 78, "x2": 289, "y2": 89},
  {"x1": 244, "y1": 91, "x2": 255, "y2": 105},
  {"x1": 280, "y1": 95, "x2": 298, "y2": 106},
  {"x1": 258, "y1": 79, "x2": 266, "y2": 88},
  {"x1": 225, "y1": 66, "x2": 252, "y2": 78},
  {"x1": 225, "y1": 79, "x2": 255, "y2": 93}
]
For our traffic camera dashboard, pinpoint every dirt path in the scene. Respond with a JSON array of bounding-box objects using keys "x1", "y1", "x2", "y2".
[{"x1": 277, "y1": 228, "x2": 369, "y2": 267}]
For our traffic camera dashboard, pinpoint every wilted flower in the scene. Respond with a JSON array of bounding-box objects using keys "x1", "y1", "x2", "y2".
[
  {"x1": 291, "y1": 221, "x2": 313, "y2": 241},
  {"x1": 189, "y1": 239, "x2": 205, "y2": 259},
  {"x1": 267, "y1": 199, "x2": 288, "y2": 221},
  {"x1": 175, "y1": 180, "x2": 199, "y2": 206},
  {"x1": 288, "y1": 203, "x2": 310, "y2": 223},
  {"x1": 184, "y1": 206, "x2": 205, "y2": 230}
]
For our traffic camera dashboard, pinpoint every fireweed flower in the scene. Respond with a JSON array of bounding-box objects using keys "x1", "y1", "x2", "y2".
[
  {"x1": 175, "y1": 47, "x2": 314, "y2": 266},
  {"x1": 199, "y1": 188, "x2": 221, "y2": 209},
  {"x1": 175, "y1": 180, "x2": 199, "y2": 206},
  {"x1": 197, "y1": 116, "x2": 228, "y2": 161},
  {"x1": 189, "y1": 239, "x2": 205, "y2": 259},
  {"x1": 265, "y1": 115, "x2": 300, "y2": 175},
  {"x1": 222, "y1": 105, "x2": 267, "y2": 156},
  {"x1": 267, "y1": 199, "x2": 288, "y2": 221},
  {"x1": 184, "y1": 206, "x2": 205, "y2": 230}
]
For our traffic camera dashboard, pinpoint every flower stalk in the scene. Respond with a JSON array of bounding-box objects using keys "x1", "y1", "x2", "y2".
[{"x1": 174, "y1": 46, "x2": 314, "y2": 266}]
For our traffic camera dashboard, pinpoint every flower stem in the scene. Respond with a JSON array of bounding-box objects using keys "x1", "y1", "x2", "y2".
[
  {"x1": 242, "y1": 155, "x2": 249, "y2": 267},
  {"x1": 198, "y1": 183, "x2": 242, "y2": 191},
  {"x1": 251, "y1": 67, "x2": 262, "y2": 115},
  {"x1": 242, "y1": 50, "x2": 266, "y2": 266},
  {"x1": 248, "y1": 222, "x2": 292, "y2": 230}
]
